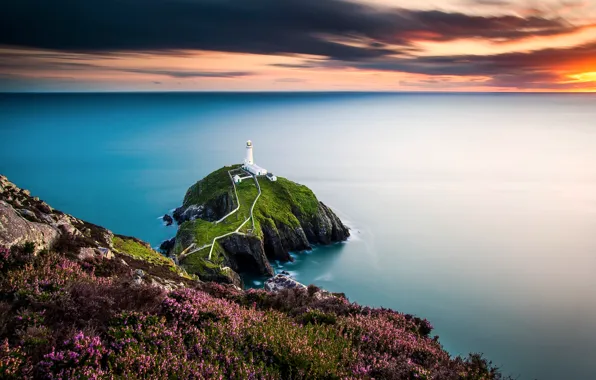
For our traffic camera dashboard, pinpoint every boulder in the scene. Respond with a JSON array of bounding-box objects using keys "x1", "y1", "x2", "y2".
[
  {"x1": 133, "y1": 269, "x2": 145, "y2": 285},
  {"x1": 0, "y1": 201, "x2": 59, "y2": 252},
  {"x1": 162, "y1": 214, "x2": 174, "y2": 226},
  {"x1": 97, "y1": 247, "x2": 114, "y2": 259},
  {"x1": 57, "y1": 221, "x2": 81, "y2": 237},
  {"x1": 37, "y1": 202, "x2": 53, "y2": 214},
  {"x1": 77, "y1": 247, "x2": 96, "y2": 261},
  {"x1": 18, "y1": 208, "x2": 38, "y2": 222},
  {"x1": 264, "y1": 273, "x2": 307, "y2": 292},
  {"x1": 159, "y1": 237, "x2": 176, "y2": 255}
]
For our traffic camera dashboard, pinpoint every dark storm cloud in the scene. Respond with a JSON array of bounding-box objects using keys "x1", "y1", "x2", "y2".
[
  {"x1": 0, "y1": 0, "x2": 581, "y2": 60},
  {"x1": 320, "y1": 40, "x2": 596, "y2": 88}
]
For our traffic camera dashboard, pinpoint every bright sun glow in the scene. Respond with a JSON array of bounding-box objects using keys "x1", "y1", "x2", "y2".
[{"x1": 569, "y1": 72, "x2": 596, "y2": 82}]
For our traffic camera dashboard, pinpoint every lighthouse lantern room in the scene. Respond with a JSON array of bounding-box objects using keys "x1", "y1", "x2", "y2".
[{"x1": 242, "y1": 140, "x2": 268, "y2": 176}]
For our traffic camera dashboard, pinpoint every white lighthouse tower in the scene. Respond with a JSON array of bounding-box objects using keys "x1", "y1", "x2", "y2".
[
  {"x1": 245, "y1": 140, "x2": 254, "y2": 165},
  {"x1": 242, "y1": 140, "x2": 271, "y2": 177}
]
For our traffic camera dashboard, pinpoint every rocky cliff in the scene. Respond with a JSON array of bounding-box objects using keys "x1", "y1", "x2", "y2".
[
  {"x1": 0, "y1": 175, "x2": 194, "y2": 290},
  {"x1": 168, "y1": 165, "x2": 349, "y2": 284}
]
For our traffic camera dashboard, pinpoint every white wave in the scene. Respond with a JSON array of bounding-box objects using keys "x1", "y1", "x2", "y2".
[{"x1": 314, "y1": 272, "x2": 333, "y2": 282}]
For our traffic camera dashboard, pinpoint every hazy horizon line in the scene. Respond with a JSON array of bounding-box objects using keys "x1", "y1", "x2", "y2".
[{"x1": 2, "y1": 90, "x2": 595, "y2": 95}]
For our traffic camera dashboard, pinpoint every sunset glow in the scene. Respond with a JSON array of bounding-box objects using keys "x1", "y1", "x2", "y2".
[{"x1": 1, "y1": 0, "x2": 596, "y2": 92}]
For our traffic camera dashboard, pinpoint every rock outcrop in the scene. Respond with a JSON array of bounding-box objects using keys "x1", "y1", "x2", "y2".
[
  {"x1": 264, "y1": 273, "x2": 307, "y2": 292},
  {"x1": 162, "y1": 214, "x2": 173, "y2": 226},
  {"x1": 0, "y1": 174, "x2": 194, "y2": 291},
  {"x1": 219, "y1": 234, "x2": 274, "y2": 276},
  {"x1": 0, "y1": 200, "x2": 59, "y2": 252},
  {"x1": 171, "y1": 166, "x2": 350, "y2": 284},
  {"x1": 173, "y1": 191, "x2": 236, "y2": 224},
  {"x1": 159, "y1": 237, "x2": 176, "y2": 254}
]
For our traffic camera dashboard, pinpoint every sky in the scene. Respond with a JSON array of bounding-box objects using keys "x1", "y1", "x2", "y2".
[{"x1": 1, "y1": 0, "x2": 596, "y2": 92}]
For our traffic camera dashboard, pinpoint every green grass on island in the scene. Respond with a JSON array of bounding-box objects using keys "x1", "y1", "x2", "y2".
[
  {"x1": 182, "y1": 165, "x2": 242, "y2": 208},
  {"x1": 176, "y1": 165, "x2": 321, "y2": 275},
  {"x1": 180, "y1": 241, "x2": 227, "y2": 276},
  {"x1": 176, "y1": 173, "x2": 259, "y2": 249}
]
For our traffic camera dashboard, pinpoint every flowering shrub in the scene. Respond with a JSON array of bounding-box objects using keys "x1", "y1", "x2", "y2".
[
  {"x1": 39, "y1": 332, "x2": 107, "y2": 379},
  {"x1": 0, "y1": 339, "x2": 30, "y2": 379},
  {"x1": 0, "y1": 246, "x2": 10, "y2": 270},
  {"x1": 0, "y1": 244, "x2": 507, "y2": 379}
]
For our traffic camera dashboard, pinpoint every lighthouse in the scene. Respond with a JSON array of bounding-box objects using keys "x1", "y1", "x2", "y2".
[
  {"x1": 242, "y1": 140, "x2": 270, "y2": 177},
  {"x1": 245, "y1": 140, "x2": 254, "y2": 165}
]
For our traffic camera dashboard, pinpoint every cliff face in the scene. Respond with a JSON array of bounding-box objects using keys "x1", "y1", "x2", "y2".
[
  {"x1": 0, "y1": 175, "x2": 112, "y2": 253},
  {"x1": 0, "y1": 175, "x2": 195, "y2": 291},
  {"x1": 260, "y1": 201, "x2": 350, "y2": 262},
  {"x1": 171, "y1": 166, "x2": 350, "y2": 282},
  {"x1": 173, "y1": 191, "x2": 236, "y2": 224}
]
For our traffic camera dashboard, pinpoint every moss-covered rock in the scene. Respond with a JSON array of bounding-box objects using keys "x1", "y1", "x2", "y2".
[{"x1": 172, "y1": 166, "x2": 349, "y2": 283}]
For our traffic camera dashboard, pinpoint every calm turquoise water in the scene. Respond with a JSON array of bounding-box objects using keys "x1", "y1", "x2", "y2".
[{"x1": 1, "y1": 92, "x2": 596, "y2": 379}]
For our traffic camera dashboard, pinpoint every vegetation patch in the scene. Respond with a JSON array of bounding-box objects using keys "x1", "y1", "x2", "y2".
[
  {"x1": 0, "y1": 244, "x2": 507, "y2": 379},
  {"x1": 253, "y1": 177, "x2": 319, "y2": 228},
  {"x1": 112, "y1": 236, "x2": 189, "y2": 278},
  {"x1": 176, "y1": 166, "x2": 324, "y2": 280},
  {"x1": 182, "y1": 165, "x2": 241, "y2": 208}
]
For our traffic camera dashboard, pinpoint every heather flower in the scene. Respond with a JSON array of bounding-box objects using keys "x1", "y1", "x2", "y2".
[
  {"x1": 0, "y1": 249, "x2": 506, "y2": 379},
  {"x1": 39, "y1": 332, "x2": 107, "y2": 379}
]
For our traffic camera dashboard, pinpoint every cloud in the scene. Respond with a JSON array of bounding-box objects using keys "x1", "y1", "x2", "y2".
[
  {"x1": 467, "y1": 0, "x2": 511, "y2": 6},
  {"x1": 0, "y1": 50, "x2": 256, "y2": 79},
  {"x1": 269, "y1": 63, "x2": 322, "y2": 69},
  {"x1": 274, "y1": 78, "x2": 306, "y2": 83},
  {"x1": 121, "y1": 69, "x2": 254, "y2": 78},
  {"x1": 0, "y1": 0, "x2": 583, "y2": 61},
  {"x1": 318, "y1": 39, "x2": 596, "y2": 89}
]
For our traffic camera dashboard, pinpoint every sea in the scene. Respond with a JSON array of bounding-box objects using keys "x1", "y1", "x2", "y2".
[{"x1": 1, "y1": 92, "x2": 595, "y2": 379}]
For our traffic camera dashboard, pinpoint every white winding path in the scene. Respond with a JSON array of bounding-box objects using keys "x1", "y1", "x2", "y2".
[
  {"x1": 213, "y1": 171, "x2": 241, "y2": 224},
  {"x1": 177, "y1": 169, "x2": 262, "y2": 263}
]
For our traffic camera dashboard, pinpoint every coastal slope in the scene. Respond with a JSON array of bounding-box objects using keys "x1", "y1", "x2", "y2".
[
  {"x1": 169, "y1": 165, "x2": 350, "y2": 285},
  {"x1": 0, "y1": 175, "x2": 194, "y2": 290},
  {"x1": 0, "y1": 174, "x2": 505, "y2": 379}
]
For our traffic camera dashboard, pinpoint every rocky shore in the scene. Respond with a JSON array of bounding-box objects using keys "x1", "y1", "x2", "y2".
[
  {"x1": 0, "y1": 175, "x2": 193, "y2": 291},
  {"x1": 166, "y1": 166, "x2": 350, "y2": 286}
]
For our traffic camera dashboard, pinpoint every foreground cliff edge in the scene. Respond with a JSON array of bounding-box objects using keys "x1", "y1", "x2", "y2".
[
  {"x1": 167, "y1": 165, "x2": 350, "y2": 286},
  {"x1": 0, "y1": 174, "x2": 507, "y2": 379}
]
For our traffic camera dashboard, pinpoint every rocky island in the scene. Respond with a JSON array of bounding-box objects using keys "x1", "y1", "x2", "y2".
[{"x1": 165, "y1": 164, "x2": 350, "y2": 287}]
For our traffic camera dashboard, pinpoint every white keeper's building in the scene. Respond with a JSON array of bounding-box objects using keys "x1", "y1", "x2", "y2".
[{"x1": 242, "y1": 140, "x2": 273, "y2": 178}]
